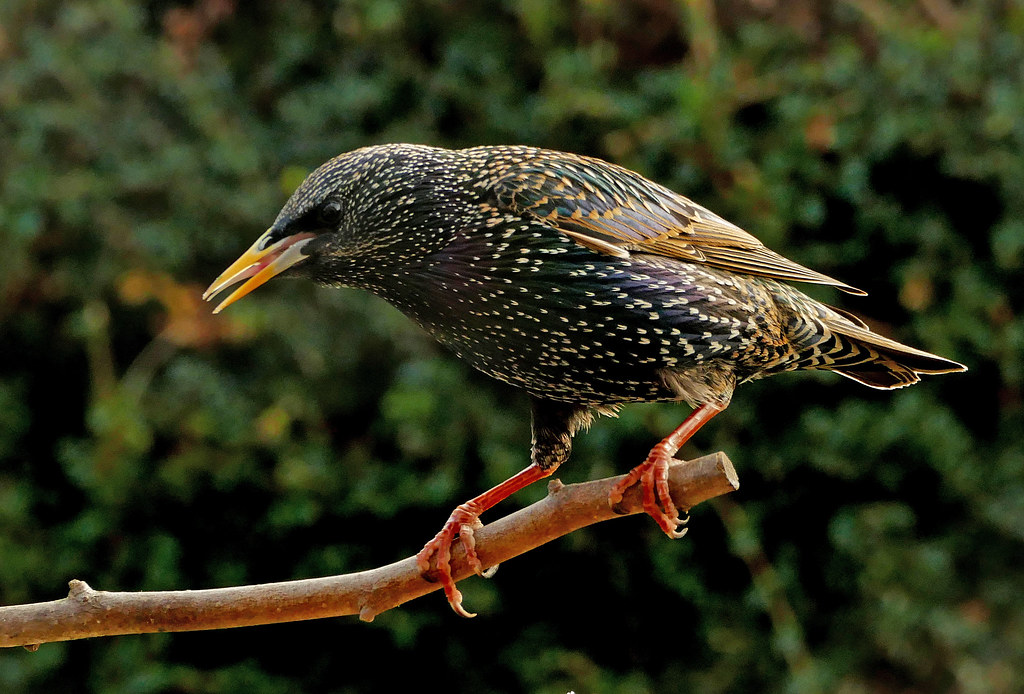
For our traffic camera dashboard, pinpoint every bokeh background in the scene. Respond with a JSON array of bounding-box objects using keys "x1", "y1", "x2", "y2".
[{"x1": 2, "y1": 1, "x2": 1022, "y2": 692}]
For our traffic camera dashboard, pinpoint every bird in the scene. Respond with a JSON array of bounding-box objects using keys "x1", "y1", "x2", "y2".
[{"x1": 203, "y1": 144, "x2": 966, "y2": 617}]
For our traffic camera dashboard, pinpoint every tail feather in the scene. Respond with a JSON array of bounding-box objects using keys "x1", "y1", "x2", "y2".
[{"x1": 823, "y1": 318, "x2": 966, "y2": 390}]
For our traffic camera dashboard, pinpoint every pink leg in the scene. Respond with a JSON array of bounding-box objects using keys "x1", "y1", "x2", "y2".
[
  {"x1": 416, "y1": 462, "x2": 553, "y2": 617},
  {"x1": 608, "y1": 402, "x2": 725, "y2": 537}
]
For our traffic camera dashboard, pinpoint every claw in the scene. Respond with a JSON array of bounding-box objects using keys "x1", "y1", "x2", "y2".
[
  {"x1": 415, "y1": 504, "x2": 492, "y2": 618},
  {"x1": 610, "y1": 443, "x2": 689, "y2": 538},
  {"x1": 610, "y1": 401, "x2": 724, "y2": 537},
  {"x1": 413, "y1": 462, "x2": 552, "y2": 616}
]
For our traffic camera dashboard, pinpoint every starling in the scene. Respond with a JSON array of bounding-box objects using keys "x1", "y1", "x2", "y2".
[{"x1": 204, "y1": 144, "x2": 966, "y2": 616}]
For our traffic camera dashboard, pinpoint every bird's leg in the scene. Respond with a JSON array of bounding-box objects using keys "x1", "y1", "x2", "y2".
[
  {"x1": 609, "y1": 401, "x2": 725, "y2": 538},
  {"x1": 416, "y1": 398, "x2": 586, "y2": 617}
]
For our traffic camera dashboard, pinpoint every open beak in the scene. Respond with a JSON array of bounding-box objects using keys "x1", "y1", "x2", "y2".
[{"x1": 203, "y1": 229, "x2": 316, "y2": 313}]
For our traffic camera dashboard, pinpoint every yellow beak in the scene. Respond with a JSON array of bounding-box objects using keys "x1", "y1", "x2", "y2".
[{"x1": 203, "y1": 229, "x2": 316, "y2": 313}]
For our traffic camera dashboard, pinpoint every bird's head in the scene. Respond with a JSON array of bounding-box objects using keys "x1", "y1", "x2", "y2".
[{"x1": 203, "y1": 144, "x2": 457, "y2": 313}]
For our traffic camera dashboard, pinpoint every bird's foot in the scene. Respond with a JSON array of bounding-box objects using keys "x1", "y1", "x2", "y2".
[
  {"x1": 415, "y1": 504, "x2": 495, "y2": 618},
  {"x1": 609, "y1": 403, "x2": 724, "y2": 537},
  {"x1": 608, "y1": 442, "x2": 689, "y2": 539}
]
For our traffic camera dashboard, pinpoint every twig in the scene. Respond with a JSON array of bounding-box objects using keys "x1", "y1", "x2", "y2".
[{"x1": 0, "y1": 452, "x2": 738, "y2": 648}]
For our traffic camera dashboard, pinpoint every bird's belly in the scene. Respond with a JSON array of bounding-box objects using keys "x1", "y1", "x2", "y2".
[{"x1": 439, "y1": 324, "x2": 686, "y2": 404}]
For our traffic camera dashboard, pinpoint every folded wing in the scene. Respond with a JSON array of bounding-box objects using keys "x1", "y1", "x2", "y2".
[{"x1": 491, "y1": 152, "x2": 865, "y2": 295}]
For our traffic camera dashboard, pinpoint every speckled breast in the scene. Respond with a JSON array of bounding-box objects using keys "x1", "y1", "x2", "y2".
[{"x1": 380, "y1": 223, "x2": 784, "y2": 406}]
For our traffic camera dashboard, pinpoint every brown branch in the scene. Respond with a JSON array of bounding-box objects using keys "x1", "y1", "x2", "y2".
[{"x1": 0, "y1": 452, "x2": 738, "y2": 648}]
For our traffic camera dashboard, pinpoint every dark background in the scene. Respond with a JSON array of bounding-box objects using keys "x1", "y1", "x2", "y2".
[{"x1": 1, "y1": 1, "x2": 1021, "y2": 692}]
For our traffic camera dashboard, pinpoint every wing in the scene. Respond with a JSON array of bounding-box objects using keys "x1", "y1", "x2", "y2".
[{"x1": 488, "y1": 150, "x2": 865, "y2": 295}]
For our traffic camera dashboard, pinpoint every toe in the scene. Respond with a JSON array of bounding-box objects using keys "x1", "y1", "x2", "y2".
[{"x1": 418, "y1": 508, "x2": 487, "y2": 615}]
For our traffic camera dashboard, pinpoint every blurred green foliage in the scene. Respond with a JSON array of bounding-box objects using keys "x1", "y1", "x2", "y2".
[{"x1": 1, "y1": 0, "x2": 1022, "y2": 692}]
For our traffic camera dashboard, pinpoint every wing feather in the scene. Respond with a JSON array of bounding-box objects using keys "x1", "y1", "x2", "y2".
[{"x1": 490, "y1": 151, "x2": 865, "y2": 295}]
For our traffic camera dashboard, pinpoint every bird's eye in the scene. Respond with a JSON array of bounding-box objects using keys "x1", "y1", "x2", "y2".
[{"x1": 318, "y1": 201, "x2": 342, "y2": 226}]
